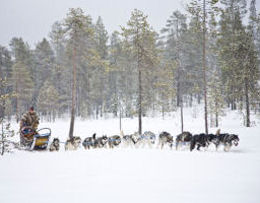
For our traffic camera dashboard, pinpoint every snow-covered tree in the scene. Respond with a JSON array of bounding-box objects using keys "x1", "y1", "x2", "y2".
[{"x1": 0, "y1": 78, "x2": 15, "y2": 155}]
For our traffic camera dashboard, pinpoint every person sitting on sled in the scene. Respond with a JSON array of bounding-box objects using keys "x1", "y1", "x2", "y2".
[{"x1": 20, "y1": 106, "x2": 40, "y2": 132}]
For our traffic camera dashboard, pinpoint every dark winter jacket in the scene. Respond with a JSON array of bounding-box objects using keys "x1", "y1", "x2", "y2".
[{"x1": 20, "y1": 111, "x2": 40, "y2": 131}]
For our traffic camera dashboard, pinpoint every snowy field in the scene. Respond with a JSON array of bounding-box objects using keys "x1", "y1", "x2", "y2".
[{"x1": 1, "y1": 108, "x2": 260, "y2": 203}]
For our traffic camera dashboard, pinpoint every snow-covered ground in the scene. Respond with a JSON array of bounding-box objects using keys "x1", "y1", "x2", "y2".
[{"x1": 1, "y1": 108, "x2": 260, "y2": 203}]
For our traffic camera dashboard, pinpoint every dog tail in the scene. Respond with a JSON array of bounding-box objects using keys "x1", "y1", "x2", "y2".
[
  {"x1": 216, "y1": 129, "x2": 220, "y2": 136},
  {"x1": 92, "y1": 133, "x2": 96, "y2": 139}
]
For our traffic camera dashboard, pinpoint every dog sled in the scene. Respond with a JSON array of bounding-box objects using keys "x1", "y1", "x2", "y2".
[{"x1": 20, "y1": 127, "x2": 51, "y2": 150}]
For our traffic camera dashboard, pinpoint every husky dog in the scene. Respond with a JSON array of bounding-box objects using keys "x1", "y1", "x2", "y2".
[
  {"x1": 49, "y1": 138, "x2": 60, "y2": 152},
  {"x1": 108, "y1": 135, "x2": 121, "y2": 148},
  {"x1": 122, "y1": 135, "x2": 134, "y2": 148},
  {"x1": 96, "y1": 135, "x2": 108, "y2": 148},
  {"x1": 65, "y1": 136, "x2": 82, "y2": 151},
  {"x1": 139, "y1": 131, "x2": 156, "y2": 148},
  {"x1": 131, "y1": 132, "x2": 141, "y2": 145},
  {"x1": 215, "y1": 133, "x2": 239, "y2": 152},
  {"x1": 158, "y1": 132, "x2": 173, "y2": 149},
  {"x1": 82, "y1": 133, "x2": 97, "y2": 149},
  {"x1": 207, "y1": 133, "x2": 220, "y2": 147},
  {"x1": 190, "y1": 134, "x2": 207, "y2": 151},
  {"x1": 176, "y1": 131, "x2": 193, "y2": 150},
  {"x1": 190, "y1": 133, "x2": 218, "y2": 151}
]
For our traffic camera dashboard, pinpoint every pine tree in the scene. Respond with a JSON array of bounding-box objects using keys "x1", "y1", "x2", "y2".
[
  {"x1": 63, "y1": 8, "x2": 94, "y2": 138},
  {"x1": 218, "y1": 1, "x2": 259, "y2": 127},
  {"x1": 49, "y1": 21, "x2": 70, "y2": 116},
  {"x1": 240, "y1": 29, "x2": 259, "y2": 127},
  {"x1": 249, "y1": 0, "x2": 257, "y2": 37},
  {"x1": 255, "y1": 13, "x2": 260, "y2": 60},
  {"x1": 107, "y1": 31, "x2": 122, "y2": 117},
  {"x1": 187, "y1": 0, "x2": 218, "y2": 134},
  {"x1": 0, "y1": 46, "x2": 12, "y2": 118},
  {"x1": 0, "y1": 46, "x2": 12, "y2": 79},
  {"x1": 11, "y1": 62, "x2": 34, "y2": 122},
  {"x1": 208, "y1": 70, "x2": 225, "y2": 127},
  {"x1": 37, "y1": 80, "x2": 59, "y2": 122},
  {"x1": 0, "y1": 117, "x2": 14, "y2": 155},
  {"x1": 34, "y1": 38, "x2": 55, "y2": 108},
  {"x1": 161, "y1": 10, "x2": 188, "y2": 132},
  {"x1": 92, "y1": 16, "x2": 109, "y2": 118},
  {"x1": 49, "y1": 21, "x2": 66, "y2": 64},
  {"x1": 185, "y1": 12, "x2": 204, "y2": 105},
  {"x1": 95, "y1": 16, "x2": 109, "y2": 59},
  {"x1": 161, "y1": 11, "x2": 187, "y2": 108},
  {"x1": 9, "y1": 37, "x2": 34, "y2": 121},
  {"x1": 207, "y1": 13, "x2": 225, "y2": 127},
  {"x1": 9, "y1": 37, "x2": 34, "y2": 75},
  {"x1": 121, "y1": 9, "x2": 159, "y2": 134},
  {"x1": 0, "y1": 78, "x2": 15, "y2": 155}
]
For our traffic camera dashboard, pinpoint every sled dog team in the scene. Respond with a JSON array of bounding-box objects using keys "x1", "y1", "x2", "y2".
[{"x1": 49, "y1": 129, "x2": 239, "y2": 152}]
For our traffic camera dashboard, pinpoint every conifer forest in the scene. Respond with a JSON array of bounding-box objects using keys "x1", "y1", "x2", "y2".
[{"x1": 0, "y1": 0, "x2": 260, "y2": 136}]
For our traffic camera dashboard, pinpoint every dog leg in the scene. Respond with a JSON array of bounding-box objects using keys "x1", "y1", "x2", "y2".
[
  {"x1": 224, "y1": 144, "x2": 231, "y2": 152},
  {"x1": 176, "y1": 141, "x2": 179, "y2": 151},
  {"x1": 197, "y1": 145, "x2": 201, "y2": 151},
  {"x1": 161, "y1": 143, "x2": 164, "y2": 149},
  {"x1": 215, "y1": 144, "x2": 219, "y2": 151}
]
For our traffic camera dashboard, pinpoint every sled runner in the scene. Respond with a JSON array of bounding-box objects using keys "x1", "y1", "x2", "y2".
[{"x1": 20, "y1": 127, "x2": 51, "y2": 150}]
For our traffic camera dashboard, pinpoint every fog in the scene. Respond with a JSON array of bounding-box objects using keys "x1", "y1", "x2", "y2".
[{"x1": 0, "y1": 0, "x2": 189, "y2": 47}]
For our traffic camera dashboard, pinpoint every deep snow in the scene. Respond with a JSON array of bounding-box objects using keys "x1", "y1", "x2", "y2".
[{"x1": 0, "y1": 108, "x2": 260, "y2": 203}]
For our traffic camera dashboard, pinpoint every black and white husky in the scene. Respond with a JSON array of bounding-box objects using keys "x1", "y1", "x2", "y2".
[
  {"x1": 108, "y1": 135, "x2": 121, "y2": 148},
  {"x1": 83, "y1": 134, "x2": 108, "y2": 149},
  {"x1": 131, "y1": 132, "x2": 141, "y2": 145},
  {"x1": 65, "y1": 136, "x2": 82, "y2": 151},
  {"x1": 190, "y1": 133, "x2": 222, "y2": 151},
  {"x1": 96, "y1": 135, "x2": 108, "y2": 148},
  {"x1": 82, "y1": 133, "x2": 97, "y2": 149},
  {"x1": 122, "y1": 134, "x2": 134, "y2": 148},
  {"x1": 49, "y1": 138, "x2": 60, "y2": 152},
  {"x1": 176, "y1": 131, "x2": 192, "y2": 150},
  {"x1": 142, "y1": 131, "x2": 156, "y2": 146},
  {"x1": 215, "y1": 133, "x2": 239, "y2": 152},
  {"x1": 158, "y1": 132, "x2": 173, "y2": 149},
  {"x1": 136, "y1": 131, "x2": 156, "y2": 148}
]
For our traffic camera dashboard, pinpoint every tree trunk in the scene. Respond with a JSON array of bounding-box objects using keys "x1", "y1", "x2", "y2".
[
  {"x1": 176, "y1": 20, "x2": 180, "y2": 108},
  {"x1": 1, "y1": 122, "x2": 4, "y2": 155},
  {"x1": 215, "y1": 100, "x2": 219, "y2": 128},
  {"x1": 176, "y1": 80, "x2": 180, "y2": 107},
  {"x1": 181, "y1": 97, "x2": 184, "y2": 133},
  {"x1": 119, "y1": 106, "x2": 122, "y2": 132},
  {"x1": 245, "y1": 77, "x2": 250, "y2": 127},
  {"x1": 197, "y1": 94, "x2": 201, "y2": 104},
  {"x1": 137, "y1": 28, "x2": 142, "y2": 135},
  {"x1": 189, "y1": 93, "x2": 193, "y2": 107},
  {"x1": 138, "y1": 67, "x2": 142, "y2": 135},
  {"x1": 15, "y1": 80, "x2": 19, "y2": 123},
  {"x1": 203, "y1": 0, "x2": 208, "y2": 134},
  {"x1": 68, "y1": 46, "x2": 77, "y2": 139},
  {"x1": 162, "y1": 105, "x2": 164, "y2": 119},
  {"x1": 96, "y1": 106, "x2": 99, "y2": 119}
]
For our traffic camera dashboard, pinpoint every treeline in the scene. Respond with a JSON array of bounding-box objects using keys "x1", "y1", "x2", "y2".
[{"x1": 0, "y1": 0, "x2": 259, "y2": 128}]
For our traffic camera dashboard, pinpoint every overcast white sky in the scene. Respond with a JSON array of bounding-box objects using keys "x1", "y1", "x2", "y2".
[{"x1": 0, "y1": 0, "x2": 259, "y2": 48}]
